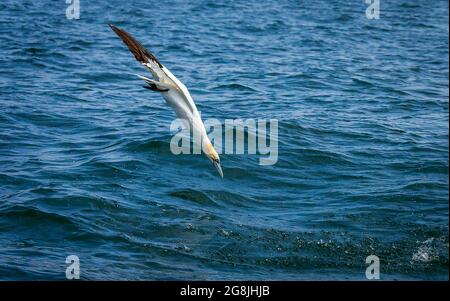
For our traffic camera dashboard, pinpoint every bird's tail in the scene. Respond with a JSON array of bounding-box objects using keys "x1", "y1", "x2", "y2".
[{"x1": 135, "y1": 74, "x2": 171, "y2": 92}]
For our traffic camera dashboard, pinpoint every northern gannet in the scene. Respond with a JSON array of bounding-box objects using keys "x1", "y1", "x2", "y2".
[{"x1": 109, "y1": 24, "x2": 223, "y2": 178}]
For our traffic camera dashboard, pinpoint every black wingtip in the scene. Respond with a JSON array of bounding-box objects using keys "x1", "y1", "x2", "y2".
[
  {"x1": 108, "y1": 24, "x2": 163, "y2": 68},
  {"x1": 109, "y1": 23, "x2": 119, "y2": 33}
]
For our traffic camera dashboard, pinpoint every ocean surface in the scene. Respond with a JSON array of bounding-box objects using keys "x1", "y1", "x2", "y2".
[{"x1": 0, "y1": 0, "x2": 448, "y2": 280}]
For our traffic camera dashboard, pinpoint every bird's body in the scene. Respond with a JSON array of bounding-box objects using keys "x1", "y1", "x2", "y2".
[{"x1": 109, "y1": 24, "x2": 223, "y2": 177}]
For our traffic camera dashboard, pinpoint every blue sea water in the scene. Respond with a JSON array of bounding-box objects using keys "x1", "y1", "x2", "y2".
[{"x1": 0, "y1": 0, "x2": 448, "y2": 280}]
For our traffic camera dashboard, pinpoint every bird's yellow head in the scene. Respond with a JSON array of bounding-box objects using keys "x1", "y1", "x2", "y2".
[{"x1": 204, "y1": 142, "x2": 223, "y2": 178}]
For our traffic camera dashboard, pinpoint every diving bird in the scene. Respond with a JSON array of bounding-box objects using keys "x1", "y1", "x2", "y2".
[{"x1": 109, "y1": 24, "x2": 223, "y2": 178}]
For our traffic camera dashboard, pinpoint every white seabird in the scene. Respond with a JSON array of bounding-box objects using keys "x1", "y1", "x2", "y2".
[{"x1": 109, "y1": 24, "x2": 223, "y2": 178}]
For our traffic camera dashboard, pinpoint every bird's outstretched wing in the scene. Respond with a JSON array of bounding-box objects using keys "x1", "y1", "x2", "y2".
[{"x1": 109, "y1": 24, "x2": 167, "y2": 82}]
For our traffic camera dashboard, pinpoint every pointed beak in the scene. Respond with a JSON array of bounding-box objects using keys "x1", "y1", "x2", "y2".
[{"x1": 212, "y1": 159, "x2": 224, "y2": 178}]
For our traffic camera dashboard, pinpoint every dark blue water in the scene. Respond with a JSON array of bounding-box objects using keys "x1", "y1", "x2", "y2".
[{"x1": 0, "y1": 0, "x2": 448, "y2": 280}]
